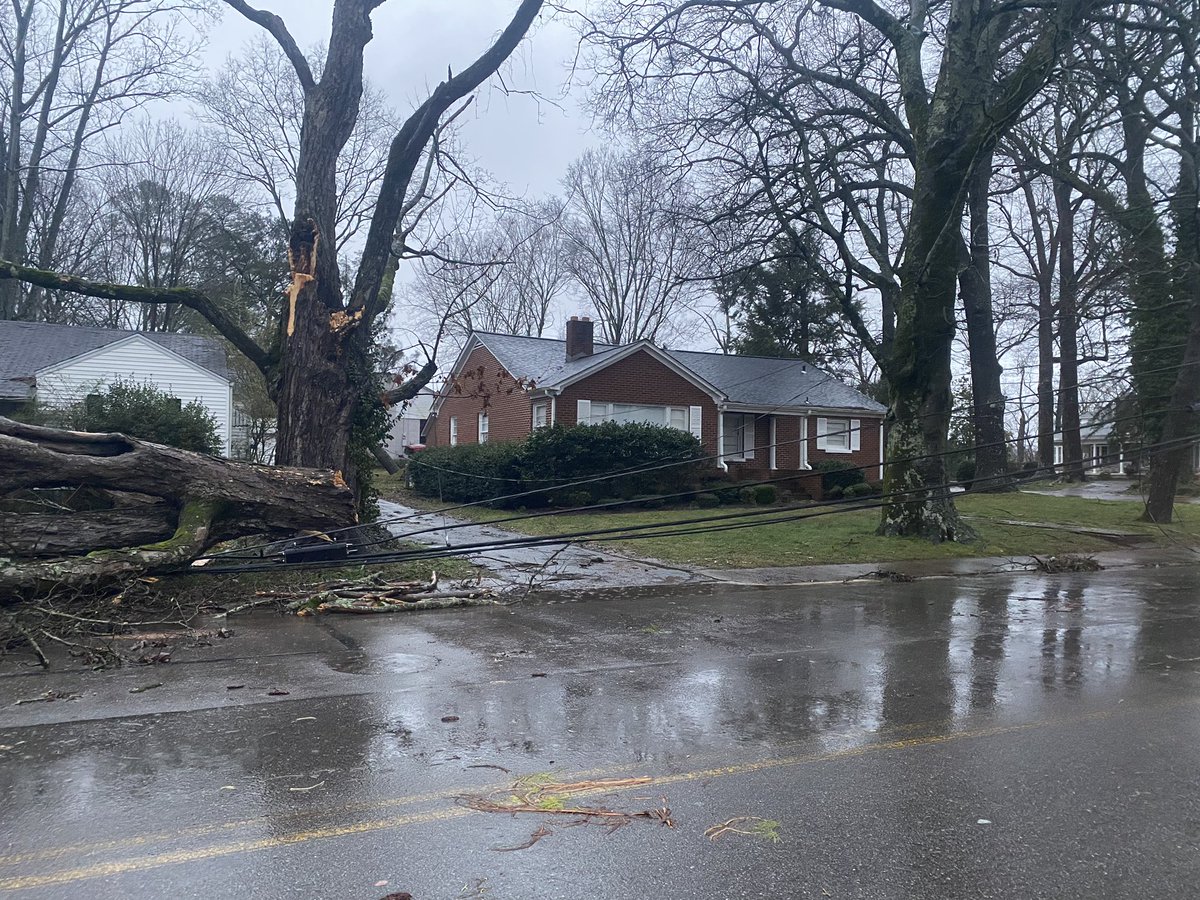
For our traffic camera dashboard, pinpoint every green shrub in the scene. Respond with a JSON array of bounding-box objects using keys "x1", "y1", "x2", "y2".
[
  {"x1": 824, "y1": 485, "x2": 845, "y2": 500},
  {"x1": 955, "y1": 458, "x2": 976, "y2": 488},
  {"x1": 557, "y1": 490, "x2": 594, "y2": 509},
  {"x1": 751, "y1": 485, "x2": 778, "y2": 505},
  {"x1": 843, "y1": 482, "x2": 878, "y2": 499},
  {"x1": 408, "y1": 421, "x2": 704, "y2": 508},
  {"x1": 520, "y1": 421, "x2": 703, "y2": 502},
  {"x1": 714, "y1": 484, "x2": 745, "y2": 505},
  {"x1": 812, "y1": 460, "x2": 865, "y2": 493},
  {"x1": 408, "y1": 442, "x2": 524, "y2": 504},
  {"x1": 694, "y1": 492, "x2": 721, "y2": 508},
  {"x1": 59, "y1": 380, "x2": 220, "y2": 453}
]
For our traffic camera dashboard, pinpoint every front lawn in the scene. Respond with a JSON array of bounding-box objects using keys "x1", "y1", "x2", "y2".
[{"x1": 455, "y1": 491, "x2": 1200, "y2": 569}]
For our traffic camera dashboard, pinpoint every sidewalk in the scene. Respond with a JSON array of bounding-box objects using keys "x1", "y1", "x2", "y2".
[
  {"x1": 701, "y1": 546, "x2": 1199, "y2": 586},
  {"x1": 379, "y1": 499, "x2": 1198, "y2": 594}
]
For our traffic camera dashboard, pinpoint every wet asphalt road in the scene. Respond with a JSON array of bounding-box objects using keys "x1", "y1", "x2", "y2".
[{"x1": 2, "y1": 566, "x2": 1200, "y2": 899}]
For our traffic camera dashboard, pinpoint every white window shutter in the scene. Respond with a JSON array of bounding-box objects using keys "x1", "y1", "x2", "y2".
[
  {"x1": 742, "y1": 415, "x2": 755, "y2": 459},
  {"x1": 689, "y1": 406, "x2": 702, "y2": 442},
  {"x1": 576, "y1": 399, "x2": 591, "y2": 424},
  {"x1": 850, "y1": 419, "x2": 861, "y2": 451},
  {"x1": 816, "y1": 417, "x2": 828, "y2": 451}
]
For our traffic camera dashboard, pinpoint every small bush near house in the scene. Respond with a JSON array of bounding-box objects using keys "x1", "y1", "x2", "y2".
[
  {"x1": 59, "y1": 380, "x2": 220, "y2": 454},
  {"x1": 407, "y1": 442, "x2": 524, "y2": 504},
  {"x1": 812, "y1": 460, "x2": 865, "y2": 494},
  {"x1": 694, "y1": 492, "x2": 721, "y2": 508},
  {"x1": 751, "y1": 485, "x2": 778, "y2": 505},
  {"x1": 955, "y1": 458, "x2": 976, "y2": 488},
  {"x1": 843, "y1": 482, "x2": 879, "y2": 499},
  {"x1": 824, "y1": 485, "x2": 845, "y2": 500}
]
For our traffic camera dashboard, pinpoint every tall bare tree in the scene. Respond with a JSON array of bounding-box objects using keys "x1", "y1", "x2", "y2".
[
  {"x1": 1, "y1": 0, "x2": 547, "y2": 497},
  {"x1": 561, "y1": 147, "x2": 704, "y2": 344},
  {"x1": 195, "y1": 33, "x2": 395, "y2": 252},
  {"x1": 586, "y1": 0, "x2": 1099, "y2": 541},
  {"x1": 0, "y1": 0, "x2": 210, "y2": 320}
]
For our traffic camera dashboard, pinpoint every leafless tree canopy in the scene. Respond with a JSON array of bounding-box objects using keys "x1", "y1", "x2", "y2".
[{"x1": 560, "y1": 147, "x2": 704, "y2": 345}]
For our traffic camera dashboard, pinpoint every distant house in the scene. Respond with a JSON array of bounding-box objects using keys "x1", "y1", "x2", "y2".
[
  {"x1": 1054, "y1": 422, "x2": 1124, "y2": 473},
  {"x1": 1054, "y1": 420, "x2": 1200, "y2": 476},
  {"x1": 384, "y1": 391, "x2": 435, "y2": 456},
  {"x1": 0, "y1": 321, "x2": 234, "y2": 455},
  {"x1": 427, "y1": 317, "x2": 887, "y2": 479}
]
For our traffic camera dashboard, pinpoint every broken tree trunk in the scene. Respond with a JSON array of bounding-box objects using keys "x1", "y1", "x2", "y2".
[{"x1": 0, "y1": 417, "x2": 356, "y2": 597}]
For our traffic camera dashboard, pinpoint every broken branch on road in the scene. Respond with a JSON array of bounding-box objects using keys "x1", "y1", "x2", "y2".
[{"x1": 459, "y1": 775, "x2": 674, "y2": 832}]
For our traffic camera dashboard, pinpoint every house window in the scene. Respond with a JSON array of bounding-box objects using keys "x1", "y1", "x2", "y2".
[
  {"x1": 816, "y1": 417, "x2": 860, "y2": 453},
  {"x1": 449, "y1": 416, "x2": 458, "y2": 446},
  {"x1": 532, "y1": 402, "x2": 549, "y2": 429},
  {"x1": 478, "y1": 412, "x2": 489, "y2": 443},
  {"x1": 582, "y1": 401, "x2": 691, "y2": 431},
  {"x1": 722, "y1": 413, "x2": 754, "y2": 461},
  {"x1": 823, "y1": 418, "x2": 851, "y2": 451}
]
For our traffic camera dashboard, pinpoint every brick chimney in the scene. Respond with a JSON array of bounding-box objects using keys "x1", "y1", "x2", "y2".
[{"x1": 565, "y1": 315, "x2": 594, "y2": 361}]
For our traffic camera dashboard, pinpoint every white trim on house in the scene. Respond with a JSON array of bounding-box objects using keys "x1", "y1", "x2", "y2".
[
  {"x1": 799, "y1": 416, "x2": 810, "y2": 469},
  {"x1": 879, "y1": 422, "x2": 885, "y2": 480},
  {"x1": 769, "y1": 417, "x2": 777, "y2": 470}
]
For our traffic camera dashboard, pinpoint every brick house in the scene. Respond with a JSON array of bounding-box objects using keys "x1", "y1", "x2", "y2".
[{"x1": 426, "y1": 317, "x2": 887, "y2": 480}]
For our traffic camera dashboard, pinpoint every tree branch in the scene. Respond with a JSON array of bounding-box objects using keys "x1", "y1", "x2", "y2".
[
  {"x1": 0, "y1": 258, "x2": 271, "y2": 373},
  {"x1": 221, "y1": 0, "x2": 316, "y2": 94},
  {"x1": 349, "y1": 0, "x2": 545, "y2": 322}
]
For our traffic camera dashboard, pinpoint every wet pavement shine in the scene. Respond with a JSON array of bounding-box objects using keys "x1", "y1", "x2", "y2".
[{"x1": 2, "y1": 565, "x2": 1200, "y2": 898}]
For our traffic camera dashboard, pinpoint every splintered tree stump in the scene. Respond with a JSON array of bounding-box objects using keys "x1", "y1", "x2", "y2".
[{"x1": 0, "y1": 417, "x2": 357, "y2": 598}]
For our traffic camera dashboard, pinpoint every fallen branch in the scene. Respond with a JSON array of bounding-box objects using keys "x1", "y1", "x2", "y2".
[
  {"x1": 704, "y1": 816, "x2": 782, "y2": 843},
  {"x1": 459, "y1": 775, "x2": 673, "y2": 829}
]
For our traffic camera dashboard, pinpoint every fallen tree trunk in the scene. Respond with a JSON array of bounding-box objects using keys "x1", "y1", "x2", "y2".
[
  {"x1": 0, "y1": 417, "x2": 357, "y2": 597},
  {"x1": 0, "y1": 504, "x2": 176, "y2": 557}
]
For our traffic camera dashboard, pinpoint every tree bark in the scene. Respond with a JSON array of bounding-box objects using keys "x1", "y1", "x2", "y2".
[
  {"x1": 1054, "y1": 174, "x2": 1086, "y2": 481},
  {"x1": 958, "y1": 152, "x2": 1013, "y2": 491},
  {"x1": 1144, "y1": 94, "x2": 1200, "y2": 523},
  {"x1": 0, "y1": 417, "x2": 356, "y2": 596},
  {"x1": 0, "y1": 504, "x2": 175, "y2": 557}
]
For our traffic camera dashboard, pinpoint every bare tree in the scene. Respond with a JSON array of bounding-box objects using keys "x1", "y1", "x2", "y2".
[
  {"x1": 1, "y1": 0, "x2": 546, "y2": 500},
  {"x1": 195, "y1": 34, "x2": 394, "y2": 253},
  {"x1": 560, "y1": 147, "x2": 704, "y2": 345},
  {"x1": 89, "y1": 119, "x2": 236, "y2": 330},
  {"x1": 407, "y1": 197, "x2": 568, "y2": 345},
  {"x1": 0, "y1": 0, "x2": 211, "y2": 320},
  {"x1": 584, "y1": 0, "x2": 1101, "y2": 541}
]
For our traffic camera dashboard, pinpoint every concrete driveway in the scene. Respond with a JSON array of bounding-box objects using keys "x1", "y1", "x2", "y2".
[{"x1": 378, "y1": 499, "x2": 706, "y2": 591}]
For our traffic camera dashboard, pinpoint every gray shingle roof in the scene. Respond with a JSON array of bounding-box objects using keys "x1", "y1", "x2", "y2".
[
  {"x1": 473, "y1": 332, "x2": 885, "y2": 414},
  {"x1": 668, "y1": 349, "x2": 885, "y2": 412},
  {"x1": 0, "y1": 321, "x2": 231, "y2": 400}
]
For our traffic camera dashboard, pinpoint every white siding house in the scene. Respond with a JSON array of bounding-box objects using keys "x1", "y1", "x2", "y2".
[{"x1": 0, "y1": 322, "x2": 234, "y2": 455}]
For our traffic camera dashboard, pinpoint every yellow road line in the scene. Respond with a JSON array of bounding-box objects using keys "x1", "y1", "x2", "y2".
[
  {"x1": 0, "y1": 807, "x2": 472, "y2": 892},
  {"x1": 1, "y1": 701, "x2": 1165, "y2": 893},
  {"x1": 0, "y1": 714, "x2": 961, "y2": 869}
]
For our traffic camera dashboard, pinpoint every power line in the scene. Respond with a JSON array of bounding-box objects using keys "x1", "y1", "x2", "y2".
[
  {"x1": 202, "y1": 377, "x2": 1192, "y2": 562},
  {"x1": 195, "y1": 430, "x2": 1200, "y2": 576}
]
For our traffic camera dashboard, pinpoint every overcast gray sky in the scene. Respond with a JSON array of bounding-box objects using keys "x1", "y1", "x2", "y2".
[{"x1": 202, "y1": 1, "x2": 597, "y2": 198}]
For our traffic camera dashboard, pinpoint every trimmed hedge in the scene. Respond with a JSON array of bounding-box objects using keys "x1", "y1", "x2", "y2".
[
  {"x1": 408, "y1": 422, "x2": 705, "y2": 507},
  {"x1": 407, "y1": 441, "x2": 524, "y2": 504}
]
